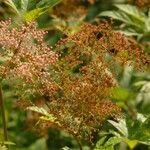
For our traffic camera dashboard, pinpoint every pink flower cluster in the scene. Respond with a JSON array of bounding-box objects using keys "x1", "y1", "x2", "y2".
[{"x1": 0, "y1": 19, "x2": 58, "y2": 96}]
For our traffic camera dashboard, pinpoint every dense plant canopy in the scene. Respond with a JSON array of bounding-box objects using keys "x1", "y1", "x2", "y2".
[{"x1": 0, "y1": 0, "x2": 150, "y2": 150}]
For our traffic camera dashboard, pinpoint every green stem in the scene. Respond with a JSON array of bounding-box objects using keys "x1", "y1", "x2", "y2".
[
  {"x1": 0, "y1": 85, "x2": 8, "y2": 142},
  {"x1": 125, "y1": 101, "x2": 137, "y2": 120},
  {"x1": 73, "y1": 135, "x2": 83, "y2": 150}
]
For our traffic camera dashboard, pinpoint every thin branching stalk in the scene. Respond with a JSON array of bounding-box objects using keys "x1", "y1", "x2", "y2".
[
  {"x1": 0, "y1": 85, "x2": 8, "y2": 142},
  {"x1": 125, "y1": 101, "x2": 137, "y2": 120},
  {"x1": 73, "y1": 134, "x2": 83, "y2": 150}
]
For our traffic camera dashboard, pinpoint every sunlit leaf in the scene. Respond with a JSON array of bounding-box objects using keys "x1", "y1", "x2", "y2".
[
  {"x1": 24, "y1": 0, "x2": 62, "y2": 21},
  {"x1": 99, "y1": 11, "x2": 134, "y2": 26},
  {"x1": 0, "y1": 145, "x2": 7, "y2": 150},
  {"x1": 27, "y1": 106, "x2": 56, "y2": 122},
  {"x1": 111, "y1": 87, "x2": 129, "y2": 101},
  {"x1": 95, "y1": 136, "x2": 121, "y2": 150},
  {"x1": 108, "y1": 119, "x2": 128, "y2": 137},
  {"x1": 124, "y1": 139, "x2": 138, "y2": 149},
  {"x1": 145, "y1": 9, "x2": 150, "y2": 31},
  {"x1": 24, "y1": 7, "x2": 47, "y2": 21},
  {"x1": 61, "y1": 146, "x2": 70, "y2": 150},
  {"x1": 20, "y1": 0, "x2": 29, "y2": 13},
  {"x1": 0, "y1": 141, "x2": 15, "y2": 145},
  {"x1": 115, "y1": 4, "x2": 145, "y2": 22}
]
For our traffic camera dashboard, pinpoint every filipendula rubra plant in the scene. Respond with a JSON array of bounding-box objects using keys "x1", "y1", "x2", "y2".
[
  {"x1": 0, "y1": 19, "x2": 149, "y2": 148},
  {"x1": 48, "y1": 22, "x2": 149, "y2": 140}
]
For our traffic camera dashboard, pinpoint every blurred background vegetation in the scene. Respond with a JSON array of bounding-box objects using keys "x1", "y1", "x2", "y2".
[{"x1": 0, "y1": 0, "x2": 150, "y2": 150}]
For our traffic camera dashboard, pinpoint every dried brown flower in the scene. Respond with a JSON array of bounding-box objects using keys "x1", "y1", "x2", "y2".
[
  {"x1": 52, "y1": 0, "x2": 87, "y2": 20},
  {"x1": 44, "y1": 22, "x2": 148, "y2": 140},
  {"x1": 129, "y1": 0, "x2": 150, "y2": 8}
]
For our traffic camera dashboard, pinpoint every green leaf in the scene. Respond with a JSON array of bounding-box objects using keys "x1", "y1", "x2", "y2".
[
  {"x1": 127, "y1": 117, "x2": 150, "y2": 145},
  {"x1": 4, "y1": 0, "x2": 19, "y2": 15},
  {"x1": 108, "y1": 119, "x2": 128, "y2": 137},
  {"x1": 120, "y1": 64, "x2": 133, "y2": 88},
  {"x1": 20, "y1": 0, "x2": 29, "y2": 13},
  {"x1": 24, "y1": 7, "x2": 47, "y2": 21},
  {"x1": 36, "y1": 0, "x2": 62, "y2": 8},
  {"x1": 99, "y1": 4, "x2": 146, "y2": 31},
  {"x1": 115, "y1": 4, "x2": 145, "y2": 22},
  {"x1": 95, "y1": 136, "x2": 121, "y2": 150},
  {"x1": 61, "y1": 146, "x2": 70, "y2": 150},
  {"x1": 27, "y1": 138, "x2": 47, "y2": 150},
  {"x1": 0, "y1": 145, "x2": 7, "y2": 150},
  {"x1": 118, "y1": 28, "x2": 142, "y2": 36},
  {"x1": 27, "y1": 106, "x2": 56, "y2": 122},
  {"x1": 0, "y1": 141, "x2": 15, "y2": 145},
  {"x1": 124, "y1": 139, "x2": 138, "y2": 149},
  {"x1": 136, "y1": 82, "x2": 150, "y2": 114},
  {"x1": 145, "y1": 9, "x2": 150, "y2": 31},
  {"x1": 99, "y1": 11, "x2": 134, "y2": 26},
  {"x1": 111, "y1": 87, "x2": 129, "y2": 101},
  {"x1": 133, "y1": 81, "x2": 148, "y2": 87},
  {"x1": 108, "y1": 115, "x2": 150, "y2": 147},
  {"x1": 24, "y1": 0, "x2": 62, "y2": 21}
]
